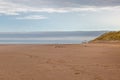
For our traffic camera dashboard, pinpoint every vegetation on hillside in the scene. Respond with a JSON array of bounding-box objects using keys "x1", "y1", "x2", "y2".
[{"x1": 93, "y1": 31, "x2": 120, "y2": 41}]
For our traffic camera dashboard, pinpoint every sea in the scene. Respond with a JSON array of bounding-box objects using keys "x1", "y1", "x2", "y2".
[{"x1": 0, "y1": 31, "x2": 106, "y2": 44}]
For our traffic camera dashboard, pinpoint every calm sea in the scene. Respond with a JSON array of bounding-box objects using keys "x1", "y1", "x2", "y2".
[{"x1": 0, "y1": 31, "x2": 106, "y2": 44}]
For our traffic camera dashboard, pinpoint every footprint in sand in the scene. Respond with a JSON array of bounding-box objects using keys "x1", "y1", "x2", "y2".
[{"x1": 54, "y1": 46, "x2": 65, "y2": 48}]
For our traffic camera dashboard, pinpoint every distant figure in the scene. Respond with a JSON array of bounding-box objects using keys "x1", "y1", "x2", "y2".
[{"x1": 82, "y1": 40, "x2": 88, "y2": 47}]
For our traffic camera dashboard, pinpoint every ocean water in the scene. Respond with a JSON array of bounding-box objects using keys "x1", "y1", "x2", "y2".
[{"x1": 0, "y1": 31, "x2": 106, "y2": 44}]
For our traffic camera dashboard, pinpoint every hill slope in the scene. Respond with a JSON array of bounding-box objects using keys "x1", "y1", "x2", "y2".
[{"x1": 93, "y1": 31, "x2": 120, "y2": 42}]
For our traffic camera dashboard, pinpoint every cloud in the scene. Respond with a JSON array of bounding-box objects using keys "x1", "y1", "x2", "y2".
[
  {"x1": 0, "y1": 0, "x2": 120, "y2": 16},
  {"x1": 0, "y1": 0, "x2": 30, "y2": 15},
  {"x1": 16, "y1": 15, "x2": 47, "y2": 20},
  {"x1": 0, "y1": 0, "x2": 69, "y2": 15},
  {"x1": 6, "y1": 0, "x2": 120, "y2": 7}
]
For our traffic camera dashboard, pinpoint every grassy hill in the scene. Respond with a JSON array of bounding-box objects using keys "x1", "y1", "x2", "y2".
[{"x1": 92, "y1": 31, "x2": 120, "y2": 42}]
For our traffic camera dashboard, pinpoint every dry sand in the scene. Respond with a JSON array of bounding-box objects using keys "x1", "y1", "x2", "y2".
[{"x1": 0, "y1": 43, "x2": 120, "y2": 80}]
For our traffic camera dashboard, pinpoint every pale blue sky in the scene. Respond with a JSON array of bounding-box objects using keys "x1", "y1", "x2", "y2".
[{"x1": 0, "y1": 0, "x2": 120, "y2": 32}]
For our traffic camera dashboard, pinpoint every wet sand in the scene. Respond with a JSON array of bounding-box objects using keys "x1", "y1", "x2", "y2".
[{"x1": 0, "y1": 43, "x2": 120, "y2": 80}]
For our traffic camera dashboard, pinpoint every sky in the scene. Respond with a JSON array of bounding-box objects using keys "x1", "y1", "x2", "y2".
[{"x1": 0, "y1": 0, "x2": 120, "y2": 32}]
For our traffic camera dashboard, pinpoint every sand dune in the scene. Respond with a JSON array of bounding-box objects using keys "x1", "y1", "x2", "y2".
[{"x1": 0, "y1": 43, "x2": 120, "y2": 80}]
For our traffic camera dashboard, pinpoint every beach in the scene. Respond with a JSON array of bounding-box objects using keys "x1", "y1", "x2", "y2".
[{"x1": 0, "y1": 43, "x2": 120, "y2": 80}]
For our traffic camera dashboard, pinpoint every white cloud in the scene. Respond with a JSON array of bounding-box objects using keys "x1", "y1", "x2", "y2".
[
  {"x1": 0, "y1": 0, "x2": 31, "y2": 15},
  {"x1": 0, "y1": 0, "x2": 120, "y2": 16},
  {"x1": 16, "y1": 15, "x2": 47, "y2": 20}
]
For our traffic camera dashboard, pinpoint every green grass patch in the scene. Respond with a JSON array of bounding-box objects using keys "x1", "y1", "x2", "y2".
[{"x1": 93, "y1": 31, "x2": 120, "y2": 41}]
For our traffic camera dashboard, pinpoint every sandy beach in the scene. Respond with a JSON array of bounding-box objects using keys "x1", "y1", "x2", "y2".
[{"x1": 0, "y1": 43, "x2": 120, "y2": 80}]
